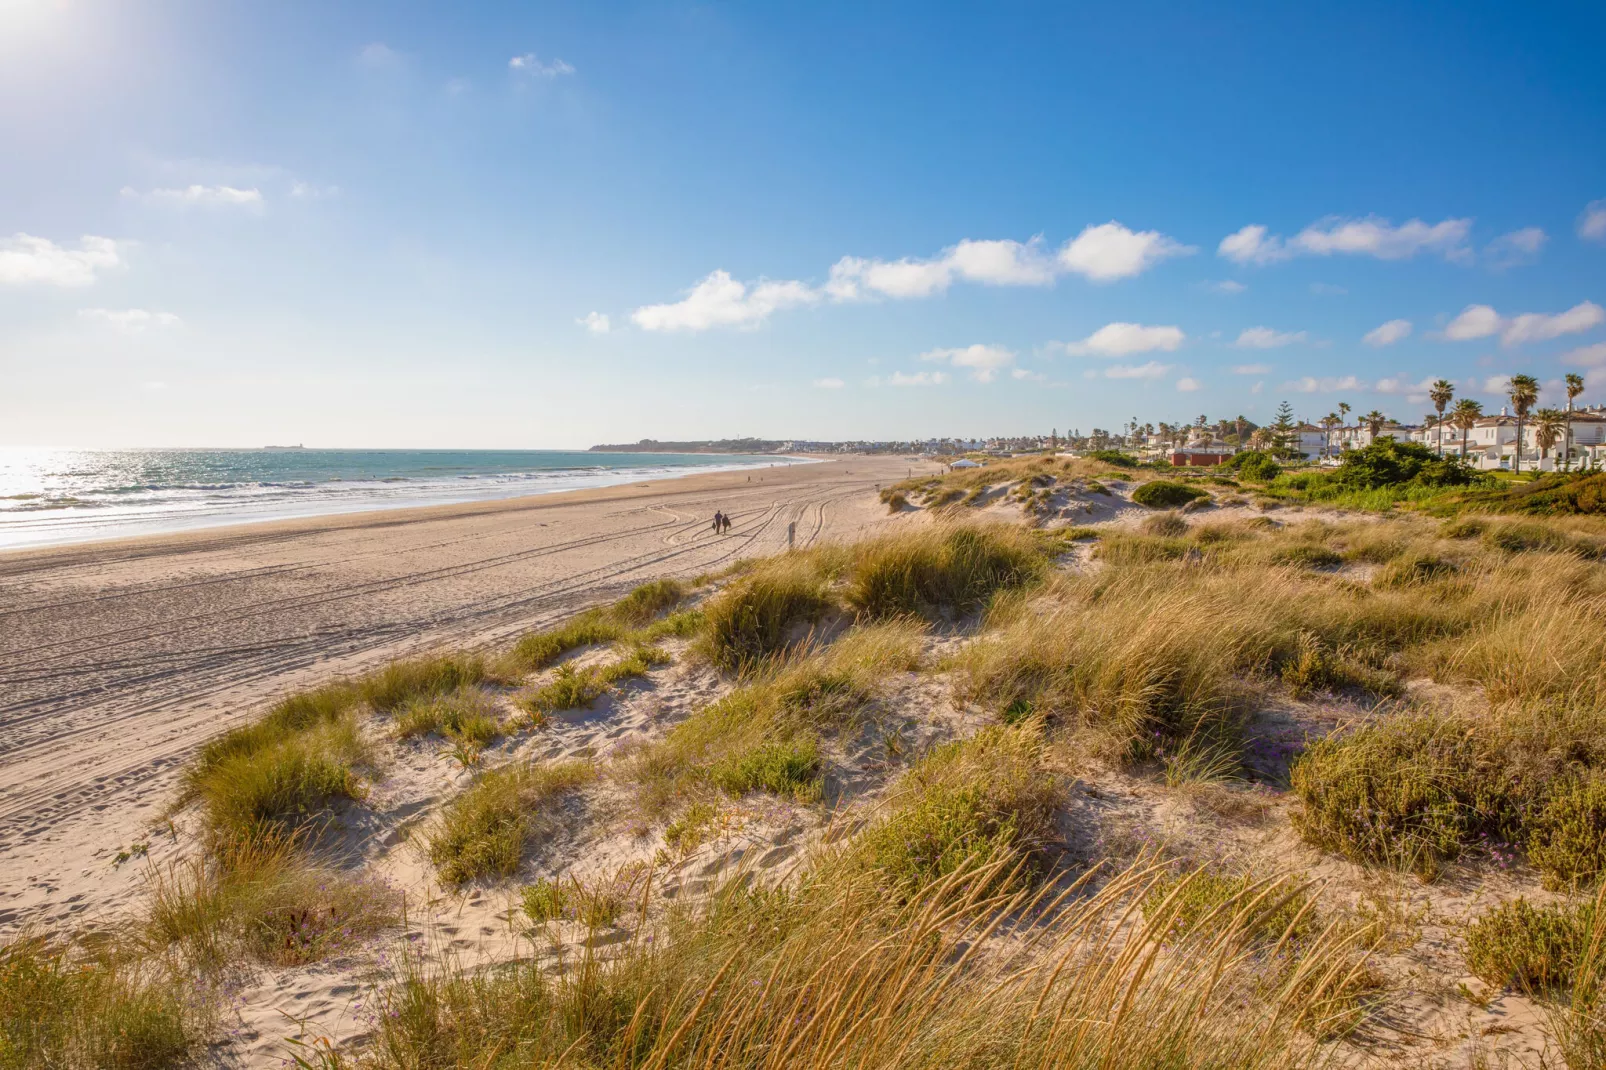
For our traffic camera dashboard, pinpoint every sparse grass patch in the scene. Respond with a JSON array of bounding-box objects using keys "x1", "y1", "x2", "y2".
[
  {"x1": 609, "y1": 578, "x2": 688, "y2": 627},
  {"x1": 1140, "y1": 511, "x2": 1189, "y2": 538},
  {"x1": 516, "y1": 645, "x2": 668, "y2": 718},
  {"x1": 709, "y1": 739, "x2": 822, "y2": 802},
  {"x1": 359, "y1": 654, "x2": 488, "y2": 711},
  {"x1": 426, "y1": 761, "x2": 593, "y2": 884},
  {"x1": 1270, "y1": 544, "x2": 1343, "y2": 569},
  {"x1": 393, "y1": 687, "x2": 502, "y2": 747},
  {"x1": 143, "y1": 833, "x2": 398, "y2": 970}
]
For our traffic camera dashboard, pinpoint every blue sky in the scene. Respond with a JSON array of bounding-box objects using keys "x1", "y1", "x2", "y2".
[{"x1": 3, "y1": 0, "x2": 1605, "y2": 448}]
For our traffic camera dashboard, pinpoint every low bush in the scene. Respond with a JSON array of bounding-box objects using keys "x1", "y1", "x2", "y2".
[
  {"x1": 1237, "y1": 452, "x2": 1282, "y2": 483},
  {"x1": 1086, "y1": 449, "x2": 1138, "y2": 467},
  {"x1": 1453, "y1": 471, "x2": 1606, "y2": 517},
  {"x1": 1528, "y1": 776, "x2": 1606, "y2": 891},
  {"x1": 1290, "y1": 712, "x2": 1522, "y2": 877},
  {"x1": 1132, "y1": 480, "x2": 1208, "y2": 509},
  {"x1": 426, "y1": 761, "x2": 593, "y2": 884},
  {"x1": 1144, "y1": 870, "x2": 1315, "y2": 948},
  {"x1": 708, "y1": 739, "x2": 823, "y2": 801},
  {"x1": 1464, "y1": 898, "x2": 1593, "y2": 994}
]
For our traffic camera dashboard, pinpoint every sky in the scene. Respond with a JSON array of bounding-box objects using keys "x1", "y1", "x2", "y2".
[{"x1": 3, "y1": 0, "x2": 1605, "y2": 449}]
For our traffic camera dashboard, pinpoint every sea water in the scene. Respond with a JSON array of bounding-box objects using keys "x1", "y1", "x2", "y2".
[{"x1": 0, "y1": 448, "x2": 803, "y2": 550}]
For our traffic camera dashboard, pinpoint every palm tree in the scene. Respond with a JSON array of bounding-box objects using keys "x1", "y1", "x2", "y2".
[
  {"x1": 1534, "y1": 408, "x2": 1566, "y2": 467},
  {"x1": 1235, "y1": 415, "x2": 1248, "y2": 445},
  {"x1": 1320, "y1": 412, "x2": 1340, "y2": 458},
  {"x1": 1452, "y1": 398, "x2": 1483, "y2": 461},
  {"x1": 1508, "y1": 374, "x2": 1540, "y2": 473},
  {"x1": 1565, "y1": 373, "x2": 1585, "y2": 469},
  {"x1": 1337, "y1": 402, "x2": 1352, "y2": 450},
  {"x1": 1429, "y1": 379, "x2": 1455, "y2": 457},
  {"x1": 1363, "y1": 410, "x2": 1387, "y2": 440}
]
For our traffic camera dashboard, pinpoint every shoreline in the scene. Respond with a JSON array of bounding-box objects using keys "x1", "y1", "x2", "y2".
[{"x1": 0, "y1": 453, "x2": 828, "y2": 556}]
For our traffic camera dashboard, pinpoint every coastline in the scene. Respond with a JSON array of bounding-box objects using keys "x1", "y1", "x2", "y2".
[{"x1": 0, "y1": 452, "x2": 822, "y2": 554}]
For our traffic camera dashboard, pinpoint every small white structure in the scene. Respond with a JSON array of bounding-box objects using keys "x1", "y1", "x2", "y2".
[{"x1": 949, "y1": 458, "x2": 982, "y2": 469}]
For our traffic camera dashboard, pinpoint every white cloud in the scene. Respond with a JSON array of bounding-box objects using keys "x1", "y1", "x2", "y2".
[
  {"x1": 1484, "y1": 227, "x2": 1546, "y2": 269},
  {"x1": 631, "y1": 270, "x2": 818, "y2": 331},
  {"x1": 1054, "y1": 322, "x2": 1185, "y2": 357},
  {"x1": 577, "y1": 311, "x2": 611, "y2": 334},
  {"x1": 78, "y1": 308, "x2": 180, "y2": 331},
  {"x1": 1287, "y1": 375, "x2": 1363, "y2": 393},
  {"x1": 1220, "y1": 216, "x2": 1472, "y2": 265},
  {"x1": 1374, "y1": 376, "x2": 1433, "y2": 397},
  {"x1": 357, "y1": 42, "x2": 402, "y2": 69},
  {"x1": 1480, "y1": 375, "x2": 1512, "y2": 394},
  {"x1": 1580, "y1": 200, "x2": 1606, "y2": 242},
  {"x1": 813, "y1": 377, "x2": 845, "y2": 389},
  {"x1": 1443, "y1": 301, "x2": 1605, "y2": 346},
  {"x1": 127, "y1": 184, "x2": 263, "y2": 208},
  {"x1": 0, "y1": 234, "x2": 122, "y2": 286},
  {"x1": 1056, "y1": 222, "x2": 1194, "y2": 282},
  {"x1": 289, "y1": 181, "x2": 339, "y2": 198},
  {"x1": 918, "y1": 343, "x2": 1015, "y2": 382},
  {"x1": 509, "y1": 54, "x2": 575, "y2": 77},
  {"x1": 887, "y1": 370, "x2": 948, "y2": 386},
  {"x1": 1203, "y1": 279, "x2": 1246, "y2": 294},
  {"x1": 1175, "y1": 376, "x2": 1202, "y2": 392},
  {"x1": 1363, "y1": 319, "x2": 1413, "y2": 347},
  {"x1": 1234, "y1": 326, "x2": 1306, "y2": 349},
  {"x1": 1218, "y1": 224, "x2": 1289, "y2": 265},
  {"x1": 1563, "y1": 342, "x2": 1606, "y2": 367},
  {"x1": 1104, "y1": 361, "x2": 1171, "y2": 380},
  {"x1": 1443, "y1": 304, "x2": 1502, "y2": 341},
  {"x1": 1231, "y1": 363, "x2": 1272, "y2": 375},
  {"x1": 1011, "y1": 367, "x2": 1045, "y2": 381},
  {"x1": 1502, "y1": 302, "x2": 1605, "y2": 346},
  {"x1": 826, "y1": 237, "x2": 1055, "y2": 301}
]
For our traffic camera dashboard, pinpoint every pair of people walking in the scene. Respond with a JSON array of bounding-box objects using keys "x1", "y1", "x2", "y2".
[{"x1": 711, "y1": 511, "x2": 732, "y2": 534}]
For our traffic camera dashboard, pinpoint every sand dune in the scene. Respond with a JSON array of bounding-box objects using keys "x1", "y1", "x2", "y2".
[{"x1": 0, "y1": 456, "x2": 936, "y2": 939}]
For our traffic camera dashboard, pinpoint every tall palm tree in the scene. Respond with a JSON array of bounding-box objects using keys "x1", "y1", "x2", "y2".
[
  {"x1": 1508, "y1": 374, "x2": 1540, "y2": 473},
  {"x1": 1363, "y1": 410, "x2": 1387, "y2": 440},
  {"x1": 1452, "y1": 398, "x2": 1484, "y2": 461},
  {"x1": 1429, "y1": 379, "x2": 1455, "y2": 457},
  {"x1": 1337, "y1": 402, "x2": 1352, "y2": 450},
  {"x1": 1235, "y1": 415, "x2": 1248, "y2": 445},
  {"x1": 1534, "y1": 408, "x2": 1566, "y2": 467},
  {"x1": 1565, "y1": 373, "x2": 1585, "y2": 469}
]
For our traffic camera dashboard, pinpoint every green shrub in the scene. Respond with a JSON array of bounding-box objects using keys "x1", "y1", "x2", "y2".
[
  {"x1": 1464, "y1": 898, "x2": 1592, "y2": 994},
  {"x1": 1237, "y1": 452, "x2": 1282, "y2": 483},
  {"x1": 709, "y1": 739, "x2": 823, "y2": 801},
  {"x1": 1528, "y1": 777, "x2": 1606, "y2": 891},
  {"x1": 1332, "y1": 439, "x2": 1479, "y2": 491},
  {"x1": 845, "y1": 525, "x2": 1046, "y2": 620},
  {"x1": 1131, "y1": 481, "x2": 1208, "y2": 509},
  {"x1": 1290, "y1": 712, "x2": 1522, "y2": 877},
  {"x1": 1087, "y1": 449, "x2": 1138, "y2": 468}
]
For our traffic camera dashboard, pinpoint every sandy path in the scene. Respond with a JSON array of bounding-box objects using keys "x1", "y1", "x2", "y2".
[{"x1": 0, "y1": 455, "x2": 935, "y2": 935}]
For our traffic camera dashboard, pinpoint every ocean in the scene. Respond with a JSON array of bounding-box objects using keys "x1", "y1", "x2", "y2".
[{"x1": 0, "y1": 448, "x2": 805, "y2": 551}]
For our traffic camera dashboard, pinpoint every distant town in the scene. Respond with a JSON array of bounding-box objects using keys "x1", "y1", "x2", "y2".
[{"x1": 594, "y1": 387, "x2": 1606, "y2": 472}]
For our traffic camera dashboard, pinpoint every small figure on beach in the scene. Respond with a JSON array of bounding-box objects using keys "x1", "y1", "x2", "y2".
[
  {"x1": 712, "y1": 511, "x2": 723, "y2": 533},
  {"x1": 723, "y1": 513, "x2": 732, "y2": 533}
]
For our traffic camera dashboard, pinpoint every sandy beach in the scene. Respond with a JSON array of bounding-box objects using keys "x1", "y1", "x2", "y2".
[{"x1": 0, "y1": 455, "x2": 934, "y2": 939}]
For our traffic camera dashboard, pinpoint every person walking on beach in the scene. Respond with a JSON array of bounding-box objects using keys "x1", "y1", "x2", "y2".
[
  {"x1": 721, "y1": 512, "x2": 733, "y2": 533},
  {"x1": 712, "y1": 511, "x2": 723, "y2": 534}
]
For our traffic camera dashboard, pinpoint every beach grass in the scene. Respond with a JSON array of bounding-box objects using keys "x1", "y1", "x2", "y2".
[{"x1": 425, "y1": 761, "x2": 594, "y2": 884}]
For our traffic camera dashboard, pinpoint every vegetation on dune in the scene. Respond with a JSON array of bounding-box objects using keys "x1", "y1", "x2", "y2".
[
  {"x1": 695, "y1": 554, "x2": 835, "y2": 673},
  {"x1": 516, "y1": 644, "x2": 669, "y2": 719},
  {"x1": 844, "y1": 524, "x2": 1046, "y2": 620},
  {"x1": 504, "y1": 578, "x2": 695, "y2": 673},
  {"x1": 426, "y1": 760, "x2": 594, "y2": 885},
  {"x1": 1131, "y1": 479, "x2": 1208, "y2": 509},
  {"x1": 0, "y1": 937, "x2": 208, "y2": 1070},
  {"x1": 1464, "y1": 896, "x2": 1599, "y2": 995},
  {"x1": 1450, "y1": 471, "x2": 1606, "y2": 517}
]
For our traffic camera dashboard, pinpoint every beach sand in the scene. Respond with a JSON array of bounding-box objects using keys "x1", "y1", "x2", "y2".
[{"x1": 0, "y1": 455, "x2": 936, "y2": 939}]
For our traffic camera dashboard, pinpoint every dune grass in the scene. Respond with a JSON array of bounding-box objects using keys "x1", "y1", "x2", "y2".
[
  {"x1": 516, "y1": 644, "x2": 669, "y2": 719},
  {"x1": 694, "y1": 553, "x2": 836, "y2": 673},
  {"x1": 393, "y1": 687, "x2": 503, "y2": 747},
  {"x1": 426, "y1": 761, "x2": 594, "y2": 884},
  {"x1": 504, "y1": 579, "x2": 694, "y2": 673},
  {"x1": 142, "y1": 833, "x2": 399, "y2": 970},
  {"x1": 626, "y1": 620, "x2": 922, "y2": 817}
]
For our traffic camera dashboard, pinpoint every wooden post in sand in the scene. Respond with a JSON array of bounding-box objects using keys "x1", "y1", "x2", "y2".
[{"x1": 787, "y1": 522, "x2": 795, "y2": 549}]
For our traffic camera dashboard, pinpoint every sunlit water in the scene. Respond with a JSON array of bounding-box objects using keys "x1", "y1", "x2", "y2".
[{"x1": 0, "y1": 448, "x2": 805, "y2": 550}]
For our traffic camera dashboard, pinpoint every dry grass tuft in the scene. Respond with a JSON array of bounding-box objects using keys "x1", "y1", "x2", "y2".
[{"x1": 426, "y1": 761, "x2": 594, "y2": 884}]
